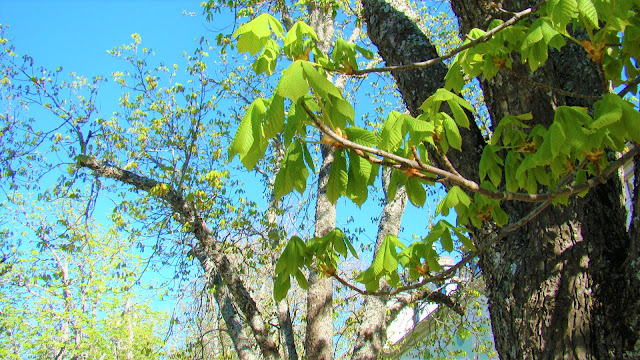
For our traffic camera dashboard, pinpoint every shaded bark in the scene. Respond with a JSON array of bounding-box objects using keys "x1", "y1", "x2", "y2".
[
  {"x1": 448, "y1": 1, "x2": 640, "y2": 358},
  {"x1": 305, "y1": 4, "x2": 337, "y2": 359},
  {"x1": 363, "y1": 0, "x2": 640, "y2": 358},
  {"x1": 306, "y1": 145, "x2": 336, "y2": 360},
  {"x1": 205, "y1": 258, "x2": 259, "y2": 360},
  {"x1": 78, "y1": 157, "x2": 280, "y2": 360},
  {"x1": 351, "y1": 170, "x2": 407, "y2": 359}
]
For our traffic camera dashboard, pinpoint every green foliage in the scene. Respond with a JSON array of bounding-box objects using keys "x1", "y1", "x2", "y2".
[
  {"x1": 227, "y1": 0, "x2": 640, "y2": 301},
  {"x1": 0, "y1": 196, "x2": 167, "y2": 359},
  {"x1": 274, "y1": 229, "x2": 357, "y2": 301}
]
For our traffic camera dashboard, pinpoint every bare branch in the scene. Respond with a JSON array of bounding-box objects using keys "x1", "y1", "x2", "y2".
[{"x1": 77, "y1": 156, "x2": 280, "y2": 360}]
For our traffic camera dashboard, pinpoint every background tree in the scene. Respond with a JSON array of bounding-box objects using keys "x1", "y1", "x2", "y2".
[
  {"x1": 0, "y1": 195, "x2": 167, "y2": 359},
  {"x1": 3, "y1": 0, "x2": 640, "y2": 359}
]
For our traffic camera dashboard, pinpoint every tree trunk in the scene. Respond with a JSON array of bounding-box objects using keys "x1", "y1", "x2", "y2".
[
  {"x1": 351, "y1": 169, "x2": 407, "y2": 359},
  {"x1": 306, "y1": 145, "x2": 336, "y2": 360},
  {"x1": 306, "y1": 5, "x2": 336, "y2": 359},
  {"x1": 363, "y1": 0, "x2": 640, "y2": 358},
  {"x1": 449, "y1": 1, "x2": 640, "y2": 358},
  {"x1": 208, "y1": 267, "x2": 259, "y2": 360}
]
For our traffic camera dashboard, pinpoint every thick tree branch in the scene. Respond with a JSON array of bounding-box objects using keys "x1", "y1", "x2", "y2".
[
  {"x1": 351, "y1": 1, "x2": 545, "y2": 76},
  {"x1": 302, "y1": 100, "x2": 640, "y2": 204},
  {"x1": 388, "y1": 288, "x2": 465, "y2": 318},
  {"x1": 77, "y1": 156, "x2": 280, "y2": 360}
]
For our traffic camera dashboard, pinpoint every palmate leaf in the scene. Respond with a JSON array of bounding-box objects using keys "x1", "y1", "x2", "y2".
[
  {"x1": 274, "y1": 236, "x2": 308, "y2": 301},
  {"x1": 228, "y1": 98, "x2": 268, "y2": 169},
  {"x1": 284, "y1": 21, "x2": 317, "y2": 59},
  {"x1": 233, "y1": 13, "x2": 284, "y2": 55},
  {"x1": 273, "y1": 140, "x2": 309, "y2": 200},
  {"x1": 326, "y1": 149, "x2": 348, "y2": 204},
  {"x1": 577, "y1": 0, "x2": 598, "y2": 28},
  {"x1": 437, "y1": 186, "x2": 471, "y2": 216},
  {"x1": 356, "y1": 234, "x2": 404, "y2": 292}
]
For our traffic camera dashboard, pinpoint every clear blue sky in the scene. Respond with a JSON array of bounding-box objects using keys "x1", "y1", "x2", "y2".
[{"x1": 0, "y1": 1, "x2": 215, "y2": 76}]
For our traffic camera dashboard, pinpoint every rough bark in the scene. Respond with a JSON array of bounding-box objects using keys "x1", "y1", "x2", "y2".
[
  {"x1": 205, "y1": 258, "x2": 259, "y2": 360},
  {"x1": 448, "y1": 1, "x2": 640, "y2": 358},
  {"x1": 306, "y1": 145, "x2": 336, "y2": 360},
  {"x1": 78, "y1": 157, "x2": 280, "y2": 360},
  {"x1": 351, "y1": 170, "x2": 407, "y2": 359},
  {"x1": 363, "y1": 0, "x2": 640, "y2": 358},
  {"x1": 305, "y1": 4, "x2": 337, "y2": 359}
]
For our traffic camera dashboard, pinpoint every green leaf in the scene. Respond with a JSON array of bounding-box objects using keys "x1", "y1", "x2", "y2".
[
  {"x1": 491, "y1": 204, "x2": 509, "y2": 226},
  {"x1": 442, "y1": 113, "x2": 462, "y2": 151},
  {"x1": 302, "y1": 142, "x2": 315, "y2": 174},
  {"x1": 381, "y1": 235, "x2": 401, "y2": 272},
  {"x1": 548, "y1": 121, "x2": 567, "y2": 157},
  {"x1": 274, "y1": 272, "x2": 291, "y2": 302},
  {"x1": 577, "y1": 0, "x2": 598, "y2": 28},
  {"x1": 445, "y1": 63, "x2": 465, "y2": 93},
  {"x1": 592, "y1": 94, "x2": 623, "y2": 129},
  {"x1": 294, "y1": 269, "x2": 309, "y2": 290},
  {"x1": 347, "y1": 151, "x2": 371, "y2": 206},
  {"x1": 273, "y1": 141, "x2": 309, "y2": 199},
  {"x1": 277, "y1": 61, "x2": 309, "y2": 103},
  {"x1": 228, "y1": 98, "x2": 268, "y2": 169},
  {"x1": 441, "y1": 229, "x2": 454, "y2": 252},
  {"x1": 331, "y1": 38, "x2": 358, "y2": 72},
  {"x1": 621, "y1": 99, "x2": 640, "y2": 143},
  {"x1": 327, "y1": 149, "x2": 348, "y2": 203},
  {"x1": 252, "y1": 39, "x2": 280, "y2": 75},
  {"x1": 233, "y1": 14, "x2": 283, "y2": 55},
  {"x1": 437, "y1": 186, "x2": 471, "y2": 216},
  {"x1": 406, "y1": 177, "x2": 426, "y2": 207},
  {"x1": 550, "y1": 0, "x2": 578, "y2": 29},
  {"x1": 479, "y1": 145, "x2": 504, "y2": 187},
  {"x1": 284, "y1": 21, "x2": 318, "y2": 59},
  {"x1": 505, "y1": 151, "x2": 521, "y2": 192},
  {"x1": 379, "y1": 111, "x2": 407, "y2": 152},
  {"x1": 344, "y1": 127, "x2": 379, "y2": 147},
  {"x1": 264, "y1": 94, "x2": 285, "y2": 139}
]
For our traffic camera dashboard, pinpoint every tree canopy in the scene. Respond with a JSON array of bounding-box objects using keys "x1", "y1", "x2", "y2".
[{"x1": 1, "y1": 0, "x2": 640, "y2": 359}]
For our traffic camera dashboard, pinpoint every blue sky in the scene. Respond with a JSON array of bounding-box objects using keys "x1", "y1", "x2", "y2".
[{"x1": 0, "y1": 1, "x2": 211, "y2": 76}]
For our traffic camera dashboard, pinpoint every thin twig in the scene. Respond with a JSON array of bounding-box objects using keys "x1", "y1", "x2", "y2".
[
  {"x1": 301, "y1": 100, "x2": 640, "y2": 204},
  {"x1": 618, "y1": 76, "x2": 640, "y2": 98},
  {"x1": 349, "y1": 1, "x2": 547, "y2": 76}
]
